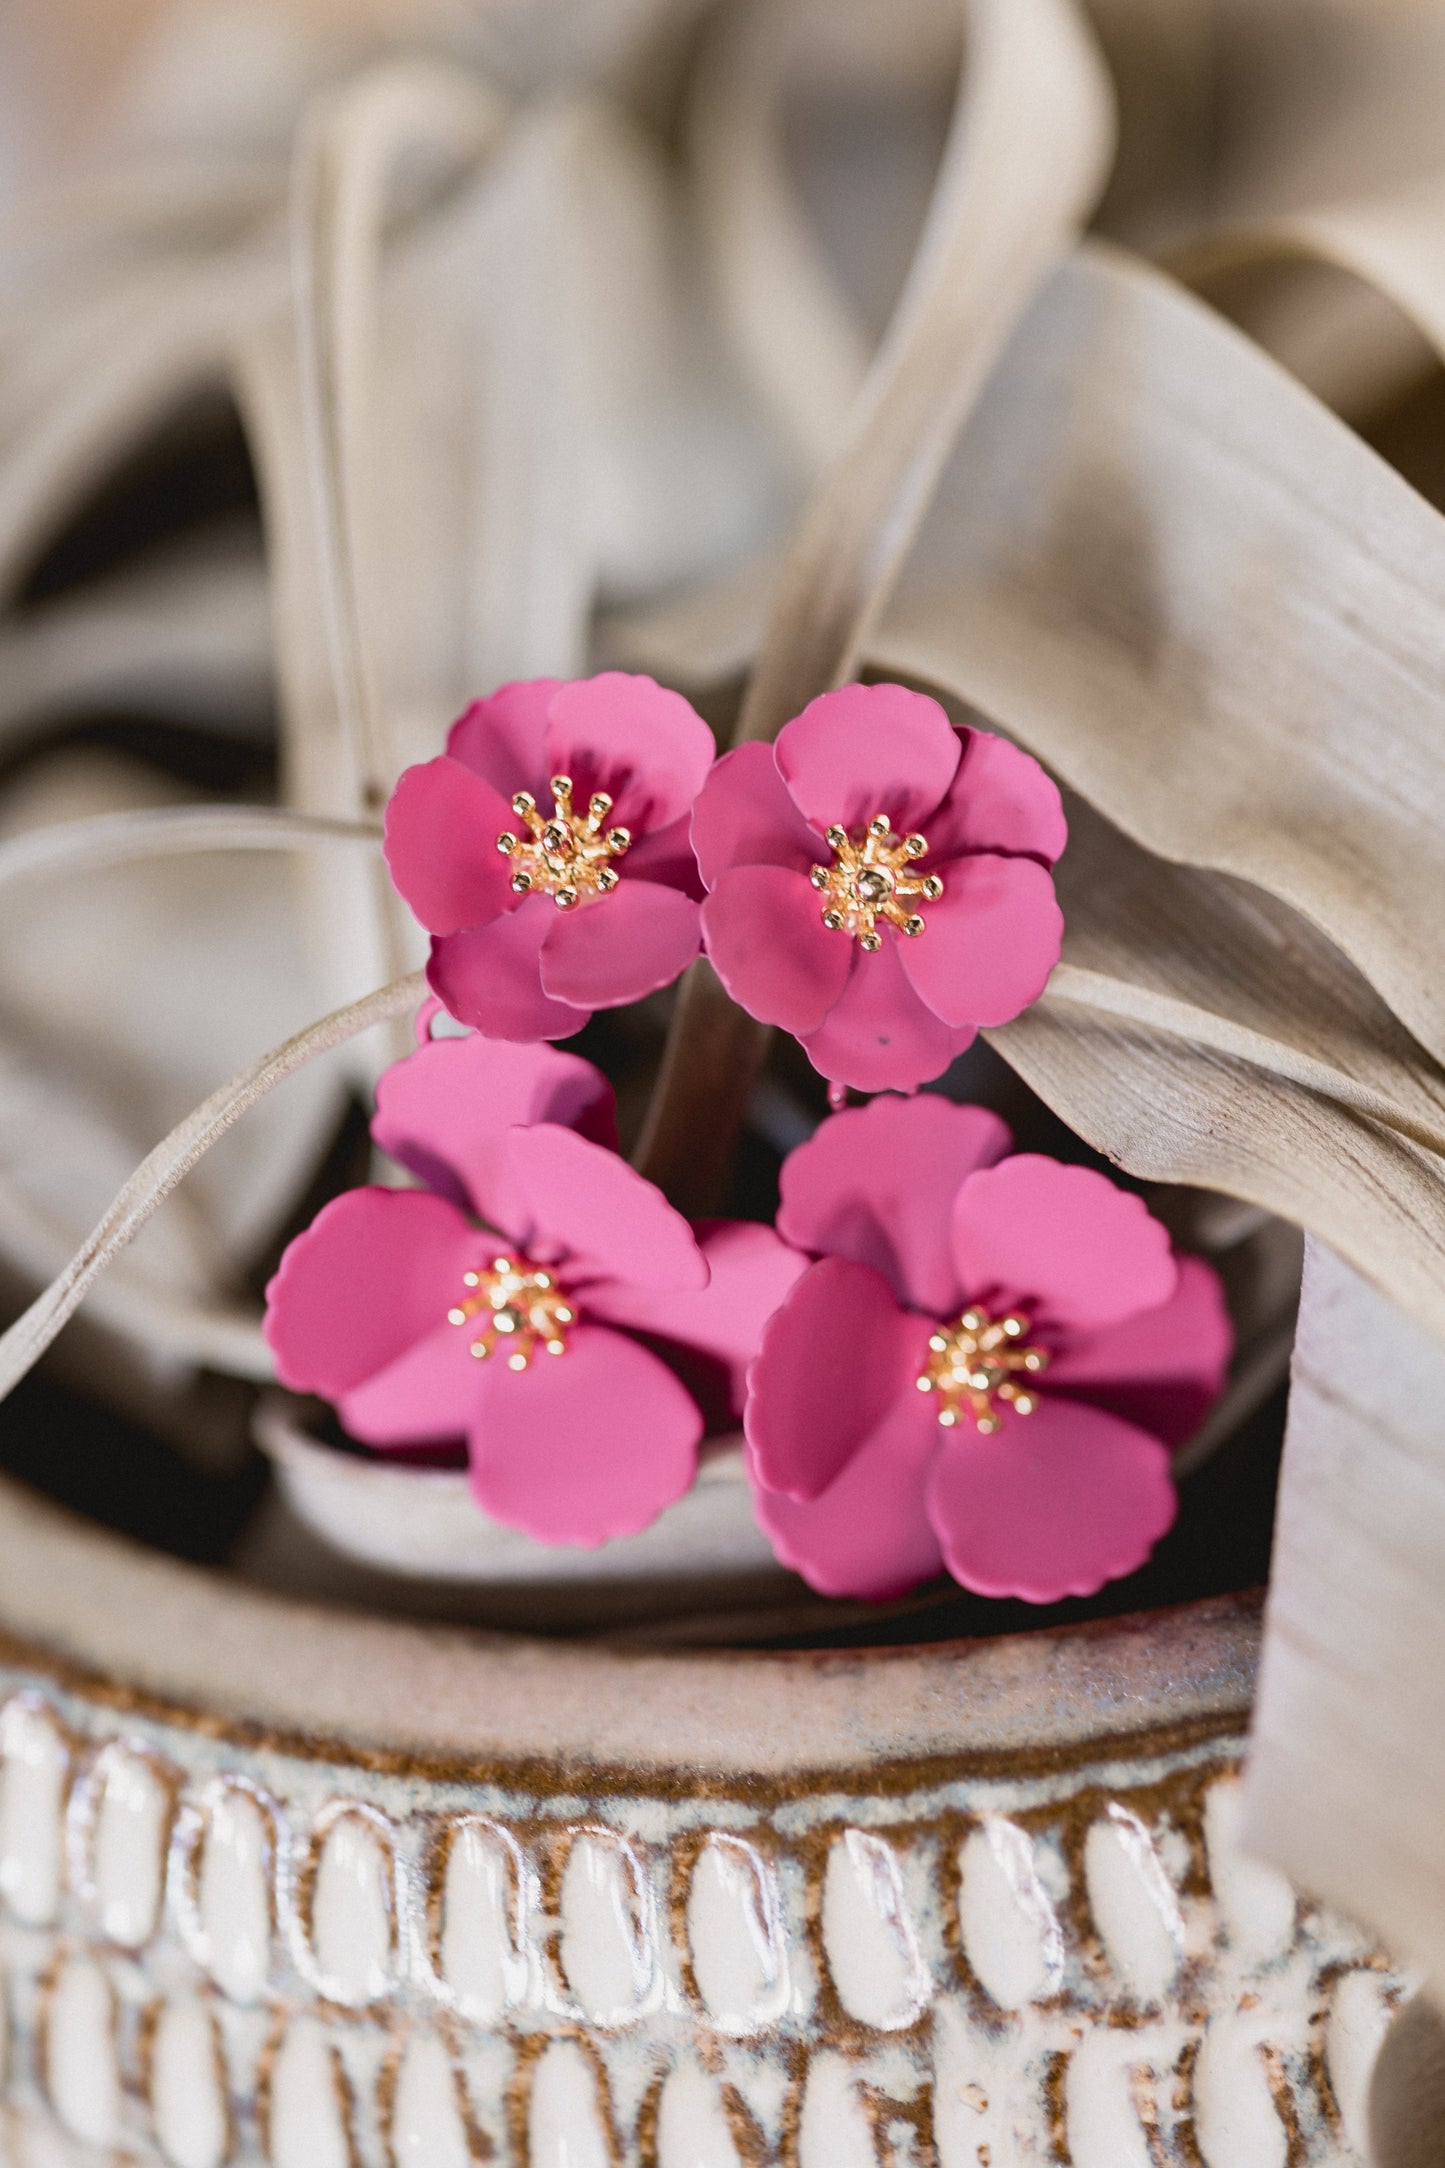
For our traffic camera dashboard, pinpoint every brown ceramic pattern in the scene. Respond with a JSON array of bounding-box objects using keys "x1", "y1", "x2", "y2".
[{"x1": 0, "y1": 1639, "x2": 1406, "y2": 2166}]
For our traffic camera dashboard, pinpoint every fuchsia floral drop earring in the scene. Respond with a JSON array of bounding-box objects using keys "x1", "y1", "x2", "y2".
[{"x1": 692, "y1": 681, "x2": 1066, "y2": 1092}]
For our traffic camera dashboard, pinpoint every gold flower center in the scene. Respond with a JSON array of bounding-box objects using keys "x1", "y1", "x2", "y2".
[
  {"x1": 496, "y1": 775, "x2": 631, "y2": 910},
  {"x1": 915, "y1": 1305, "x2": 1049, "y2": 1433},
  {"x1": 448, "y1": 1255, "x2": 576, "y2": 1370},
  {"x1": 810, "y1": 815, "x2": 943, "y2": 950}
]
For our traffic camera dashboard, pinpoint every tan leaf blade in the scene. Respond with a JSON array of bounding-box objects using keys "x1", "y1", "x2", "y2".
[
  {"x1": 874, "y1": 238, "x2": 1445, "y2": 1068},
  {"x1": 639, "y1": 0, "x2": 1114, "y2": 1198},
  {"x1": 1247, "y1": 1239, "x2": 1445, "y2": 1994}
]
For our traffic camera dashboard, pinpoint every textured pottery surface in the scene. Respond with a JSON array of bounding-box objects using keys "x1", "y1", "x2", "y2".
[{"x1": 0, "y1": 1475, "x2": 1403, "y2": 2166}]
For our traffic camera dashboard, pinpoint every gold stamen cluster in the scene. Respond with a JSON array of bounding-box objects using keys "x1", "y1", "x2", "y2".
[
  {"x1": 448, "y1": 1255, "x2": 576, "y2": 1370},
  {"x1": 496, "y1": 775, "x2": 631, "y2": 909},
  {"x1": 915, "y1": 1305, "x2": 1049, "y2": 1433},
  {"x1": 810, "y1": 815, "x2": 944, "y2": 950}
]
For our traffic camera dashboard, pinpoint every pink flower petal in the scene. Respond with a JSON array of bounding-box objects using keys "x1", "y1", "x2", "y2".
[
  {"x1": 383, "y1": 757, "x2": 516, "y2": 936},
  {"x1": 586, "y1": 1218, "x2": 807, "y2": 1420},
  {"x1": 691, "y1": 742, "x2": 821, "y2": 889},
  {"x1": 744, "y1": 1256, "x2": 931, "y2": 1501},
  {"x1": 338, "y1": 1321, "x2": 481, "y2": 1447},
  {"x1": 926, "y1": 1397, "x2": 1177, "y2": 1602},
  {"x1": 540, "y1": 881, "x2": 701, "y2": 1008},
  {"x1": 625, "y1": 812, "x2": 705, "y2": 898},
  {"x1": 898, "y1": 852, "x2": 1062, "y2": 1028},
  {"x1": 926, "y1": 727, "x2": 1067, "y2": 866},
  {"x1": 952, "y1": 1156, "x2": 1178, "y2": 1335},
  {"x1": 545, "y1": 673, "x2": 716, "y2": 837},
  {"x1": 749, "y1": 1388, "x2": 944, "y2": 1599},
  {"x1": 778, "y1": 1094, "x2": 1012, "y2": 1314},
  {"x1": 1046, "y1": 1253, "x2": 1232, "y2": 1447},
  {"x1": 800, "y1": 933, "x2": 976, "y2": 1092},
  {"x1": 372, "y1": 1034, "x2": 616, "y2": 1220},
  {"x1": 701, "y1": 864, "x2": 853, "y2": 1033},
  {"x1": 500, "y1": 1124, "x2": 708, "y2": 1291},
  {"x1": 446, "y1": 678, "x2": 560, "y2": 798},
  {"x1": 775, "y1": 683, "x2": 961, "y2": 834},
  {"x1": 467, "y1": 1323, "x2": 701, "y2": 1544},
  {"x1": 428, "y1": 898, "x2": 589, "y2": 1041},
  {"x1": 263, "y1": 1188, "x2": 477, "y2": 1400}
]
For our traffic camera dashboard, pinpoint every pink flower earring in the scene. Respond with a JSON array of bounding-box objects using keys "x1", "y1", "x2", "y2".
[
  {"x1": 264, "y1": 1029, "x2": 801, "y2": 1547},
  {"x1": 743, "y1": 1094, "x2": 1232, "y2": 1603},
  {"x1": 385, "y1": 673, "x2": 715, "y2": 1041},
  {"x1": 693, "y1": 682, "x2": 1066, "y2": 1091}
]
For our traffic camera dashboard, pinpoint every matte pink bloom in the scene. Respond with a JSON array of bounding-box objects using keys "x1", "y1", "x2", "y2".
[
  {"x1": 744, "y1": 1095, "x2": 1231, "y2": 1603},
  {"x1": 264, "y1": 1031, "x2": 798, "y2": 1546},
  {"x1": 693, "y1": 683, "x2": 1065, "y2": 1090},
  {"x1": 385, "y1": 674, "x2": 715, "y2": 1041}
]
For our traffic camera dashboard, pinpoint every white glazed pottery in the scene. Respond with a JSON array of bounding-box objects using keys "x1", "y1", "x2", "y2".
[{"x1": 0, "y1": 1469, "x2": 1406, "y2": 2165}]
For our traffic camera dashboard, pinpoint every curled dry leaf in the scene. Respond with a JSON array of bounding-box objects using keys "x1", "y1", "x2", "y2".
[
  {"x1": 878, "y1": 242, "x2": 1445, "y2": 1073},
  {"x1": 0, "y1": 968, "x2": 425, "y2": 1411},
  {"x1": 636, "y1": 0, "x2": 1115, "y2": 1201}
]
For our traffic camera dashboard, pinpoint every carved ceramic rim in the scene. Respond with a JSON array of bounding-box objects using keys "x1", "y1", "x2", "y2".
[{"x1": 0, "y1": 1473, "x2": 1258, "y2": 1791}]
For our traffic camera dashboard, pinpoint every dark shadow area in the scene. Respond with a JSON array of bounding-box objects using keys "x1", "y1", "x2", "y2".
[
  {"x1": 19, "y1": 392, "x2": 261, "y2": 607},
  {"x1": 0, "y1": 1370, "x2": 266, "y2": 1567}
]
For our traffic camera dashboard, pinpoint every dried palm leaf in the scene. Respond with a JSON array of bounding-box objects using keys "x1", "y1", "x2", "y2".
[
  {"x1": 637, "y1": 0, "x2": 1115, "y2": 1200},
  {"x1": 1249, "y1": 1241, "x2": 1445, "y2": 1997}
]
